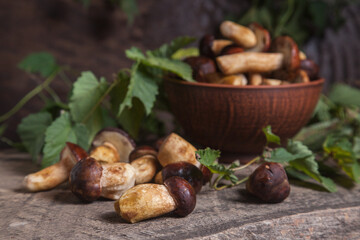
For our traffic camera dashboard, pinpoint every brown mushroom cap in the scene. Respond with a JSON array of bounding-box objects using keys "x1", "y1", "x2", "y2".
[
  {"x1": 200, "y1": 165, "x2": 212, "y2": 185},
  {"x1": 129, "y1": 145, "x2": 158, "y2": 162},
  {"x1": 300, "y1": 59, "x2": 319, "y2": 80},
  {"x1": 270, "y1": 36, "x2": 300, "y2": 71},
  {"x1": 183, "y1": 56, "x2": 217, "y2": 82},
  {"x1": 246, "y1": 162, "x2": 290, "y2": 203},
  {"x1": 219, "y1": 44, "x2": 244, "y2": 56},
  {"x1": 199, "y1": 34, "x2": 216, "y2": 58},
  {"x1": 69, "y1": 157, "x2": 103, "y2": 202},
  {"x1": 162, "y1": 162, "x2": 204, "y2": 193},
  {"x1": 247, "y1": 23, "x2": 271, "y2": 52},
  {"x1": 164, "y1": 176, "x2": 196, "y2": 217},
  {"x1": 91, "y1": 128, "x2": 136, "y2": 163}
]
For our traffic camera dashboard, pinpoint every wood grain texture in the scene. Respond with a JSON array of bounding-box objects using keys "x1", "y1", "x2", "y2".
[
  {"x1": 1, "y1": 150, "x2": 360, "y2": 239},
  {"x1": 164, "y1": 79, "x2": 323, "y2": 154}
]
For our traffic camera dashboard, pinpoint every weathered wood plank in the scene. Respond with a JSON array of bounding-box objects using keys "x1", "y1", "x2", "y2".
[{"x1": 1, "y1": 151, "x2": 360, "y2": 239}]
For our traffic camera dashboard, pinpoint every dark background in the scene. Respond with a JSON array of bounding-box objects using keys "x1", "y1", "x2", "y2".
[{"x1": 0, "y1": 0, "x2": 359, "y2": 144}]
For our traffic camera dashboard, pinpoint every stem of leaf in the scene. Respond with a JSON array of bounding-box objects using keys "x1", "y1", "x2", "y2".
[
  {"x1": 274, "y1": 0, "x2": 295, "y2": 37},
  {"x1": 232, "y1": 156, "x2": 260, "y2": 171},
  {"x1": 0, "y1": 71, "x2": 58, "y2": 122},
  {"x1": 214, "y1": 176, "x2": 249, "y2": 190}
]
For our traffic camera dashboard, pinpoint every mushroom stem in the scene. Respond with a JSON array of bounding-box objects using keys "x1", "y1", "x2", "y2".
[
  {"x1": 130, "y1": 155, "x2": 158, "y2": 184},
  {"x1": 216, "y1": 52, "x2": 283, "y2": 75},
  {"x1": 220, "y1": 21, "x2": 257, "y2": 48},
  {"x1": 115, "y1": 184, "x2": 177, "y2": 223}
]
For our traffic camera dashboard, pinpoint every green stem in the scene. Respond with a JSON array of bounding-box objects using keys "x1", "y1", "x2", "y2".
[
  {"x1": 232, "y1": 156, "x2": 260, "y2": 171},
  {"x1": 214, "y1": 176, "x2": 249, "y2": 190},
  {"x1": 274, "y1": 0, "x2": 295, "y2": 37},
  {"x1": 212, "y1": 175, "x2": 224, "y2": 189},
  {"x1": 82, "y1": 80, "x2": 119, "y2": 124},
  {"x1": 0, "y1": 71, "x2": 58, "y2": 122}
]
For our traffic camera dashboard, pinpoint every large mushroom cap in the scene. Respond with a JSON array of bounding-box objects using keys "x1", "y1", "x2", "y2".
[
  {"x1": 247, "y1": 22, "x2": 271, "y2": 52},
  {"x1": 164, "y1": 176, "x2": 196, "y2": 217},
  {"x1": 69, "y1": 157, "x2": 103, "y2": 202},
  {"x1": 270, "y1": 36, "x2": 300, "y2": 71},
  {"x1": 91, "y1": 128, "x2": 136, "y2": 163},
  {"x1": 62, "y1": 142, "x2": 88, "y2": 168}
]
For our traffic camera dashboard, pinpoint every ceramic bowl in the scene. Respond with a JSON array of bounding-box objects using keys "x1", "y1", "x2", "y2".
[{"x1": 164, "y1": 78, "x2": 324, "y2": 154}]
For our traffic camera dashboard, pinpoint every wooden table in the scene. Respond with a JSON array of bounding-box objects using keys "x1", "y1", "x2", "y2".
[{"x1": 1, "y1": 149, "x2": 360, "y2": 239}]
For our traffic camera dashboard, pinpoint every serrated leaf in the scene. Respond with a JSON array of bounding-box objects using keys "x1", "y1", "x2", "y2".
[
  {"x1": 265, "y1": 147, "x2": 311, "y2": 163},
  {"x1": 18, "y1": 52, "x2": 58, "y2": 78},
  {"x1": 287, "y1": 140, "x2": 337, "y2": 192},
  {"x1": 118, "y1": 63, "x2": 158, "y2": 116},
  {"x1": 195, "y1": 147, "x2": 221, "y2": 167},
  {"x1": 118, "y1": 98, "x2": 145, "y2": 138},
  {"x1": 263, "y1": 125, "x2": 281, "y2": 145},
  {"x1": 42, "y1": 112, "x2": 89, "y2": 168},
  {"x1": 148, "y1": 36, "x2": 196, "y2": 58},
  {"x1": 73, "y1": 123, "x2": 90, "y2": 150},
  {"x1": 69, "y1": 71, "x2": 109, "y2": 139},
  {"x1": 17, "y1": 112, "x2": 53, "y2": 162}
]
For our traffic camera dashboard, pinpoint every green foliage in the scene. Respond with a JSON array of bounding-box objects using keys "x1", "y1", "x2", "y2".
[
  {"x1": 263, "y1": 125, "x2": 281, "y2": 145},
  {"x1": 17, "y1": 112, "x2": 53, "y2": 162},
  {"x1": 238, "y1": 0, "x2": 352, "y2": 46},
  {"x1": 18, "y1": 52, "x2": 59, "y2": 78},
  {"x1": 171, "y1": 47, "x2": 199, "y2": 60},
  {"x1": 42, "y1": 112, "x2": 89, "y2": 168}
]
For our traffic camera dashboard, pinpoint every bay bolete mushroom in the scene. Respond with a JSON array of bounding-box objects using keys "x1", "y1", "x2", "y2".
[
  {"x1": 69, "y1": 157, "x2": 136, "y2": 202},
  {"x1": 90, "y1": 127, "x2": 136, "y2": 163},
  {"x1": 246, "y1": 162, "x2": 290, "y2": 203},
  {"x1": 246, "y1": 22, "x2": 271, "y2": 52},
  {"x1": 130, "y1": 155, "x2": 158, "y2": 185},
  {"x1": 115, "y1": 176, "x2": 196, "y2": 223},
  {"x1": 220, "y1": 21, "x2": 257, "y2": 48},
  {"x1": 183, "y1": 56, "x2": 217, "y2": 82},
  {"x1": 23, "y1": 142, "x2": 87, "y2": 192},
  {"x1": 199, "y1": 34, "x2": 233, "y2": 58}
]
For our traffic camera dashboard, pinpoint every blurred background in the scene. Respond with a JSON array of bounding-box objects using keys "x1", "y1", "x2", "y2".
[{"x1": 0, "y1": 0, "x2": 359, "y2": 146}]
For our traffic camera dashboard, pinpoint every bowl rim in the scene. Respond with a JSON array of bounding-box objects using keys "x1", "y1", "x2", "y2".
[{"x1": 165, "y1": 77, "x2": 324, "y2": 89}]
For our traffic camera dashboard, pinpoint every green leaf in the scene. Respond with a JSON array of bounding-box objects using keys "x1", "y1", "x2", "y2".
[
  {"x1": 195, "y1": 147, "x2": 221, "y2": 166},
  {"x1": 120, "y1": 0, "x2": 138, "y2": 25},
  {"x1": 73, "y1": 123, "x2": 90, "y2": 150},
  {"x1": 329, "y1": 84, "x2": 360, "y2": 108},
  {"x1": 17, "y1": 112, "x2": 53, "y2": 162},
  {"x1": 69, "y1": 71, "x2": 109, "y2": 139},
  {"x1": 18, "y1": 52, "x2": 58, "y2": 78},
  {"x1": 118, "y1": 98, "x2": 145, "y2": 138},
  {"x1": 118, "y1": 63, "x2": 159, "y2": 116},
  {"x1": 353, "y1": 137, "x2": 360, "y2": 159},
  {"x1": 42, "y1": 112, "x2": 89, "y2": 168},
  {"x1": 171, "y1": 47, "x2": 199, "y2": 60},
  {"x1": 264, "y1": 147, "x2": 311, "y2": 163},
  {"x1": 148, "y1": 36, "x2": 196, "y2": 58},
  {"x1": 262, "y1": 125, "x2": 281, "y2": 145},
  {"x1": 287, "y1": 140, "x2": 337, "y2": 192},
  {"x1": 285, "y1": 167, "x2": 311, "y2": 181}
]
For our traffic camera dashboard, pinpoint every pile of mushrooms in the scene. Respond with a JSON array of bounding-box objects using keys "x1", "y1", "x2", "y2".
[{"x1": 184, "y1": 20, "x2": 320, "y2": 86}]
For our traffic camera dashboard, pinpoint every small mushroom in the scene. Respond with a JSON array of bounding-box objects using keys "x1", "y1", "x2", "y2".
[
  {"x1": 220, "y1": 74, "x2": 248, "y2": 86},
  {"x1": 199, "y1": 34, "x2": 233, "y2": 58},
  {"x1": 293, "y1": 69, "x2": 310, "y2": 83},
  {"x1": 157, "y1": 133, "x2": 200, "y2": 168},
  {"x1": 129, "y1": 145, "x2": 157, "y2": 162},
  {"x1": 246, "y1": 162, "x2": 290, "y2": 203},
  {"x1": 246, "y1": 23, "x2": 271, "y2": 52},
  {"x1": 183, "y1": 56, "x2": 217, "y2": 82},
  {"x1": 90, "y1": 128, "x2": 136, "y2": 163},
  {"x1": 155, "y1": 161, "x2": 204, "y2": 193},
  {"x1": 216, "y1": 52, "x2": 284, "y2": 75},
  {"x1": 262, "y1": 78, "x2": 283, "y2": 86},
  {"x1": 248, "y1": 73, "x2": 263, "y2": 85},
  {"x1": 115, "y1": 176, "x2": 196, "y2": 223},
  {"x1": 23, "y1": 142, "x2": 87, "y2": 192},
  {"x1": 300, "y1": 59, "x2": 319, "y2": 80},
  {"x1": 220, "y1": 21, "x2": 257, "y2": 48},
  {"x1": 69, "y1": 157, "x2": 136, "y2": 202},
  {"x1": 130, "y1": 155, "x2": 158, "y2": 184}
]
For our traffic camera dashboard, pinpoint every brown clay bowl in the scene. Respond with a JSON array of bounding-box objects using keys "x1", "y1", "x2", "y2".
[{"x1": 164, "y1": 78, "x2": 324, "y2": 154}]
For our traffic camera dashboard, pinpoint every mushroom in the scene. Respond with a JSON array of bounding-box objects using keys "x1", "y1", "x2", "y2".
[
  {"x1": 130, "y1": 155, "x2": 158, "y2": 184},
  {"x1": 154, "y1": 161, "x2": 204, "y2": 193},
  {"x1": 262, "y1": 79, "x2": 283, "y2": 86},
  {"x1": 219, "y1": 44, "x2": 244, "y2": 56},
  {"x1": 220, "y1": 74, "x2": 248, "y2": 86},
  {"x1": 115, "y1": 176, "x2": 196, "y2": 223},
  {"x1": 300, "y1": 59, "x2": 319, "y2": 80},
  {"x1": 246, "y1": 23, "x2": 271, "y2": 52},
  {"x1": 220, "y1": 21, "x2": 257, "y2": 48},
  {"x1": 270, "y1": 36, "x2": 300, "y2": 71},
  {"x1": 293, "y1": 69, "x2": 310, "y2": 83},
  {"x1": 129, "y1": 145, "x2": 157, "y2": 162},
  {"x1": 69, "y1": 157, "x2": 136, "y2": 202},
  {"x1": 157, "y1": 133, "x2": 200, "y2": 168},
  {"x1": 23, "y1": 142, "x2": 87, "y2": 192},
  {"x1": 216, "y1": 52, "x2": 284, "y2": 75},
  {"x1": 183, "y1": 56, "x2": 217, "y2": 82},
  {"x1": 199, "y1": 34, "x2": 233, "y2": 58},
  {"x1": 248, "y1": 73, "x2": 263, "y2": 85},
  {"x1": 246, "y1": 162, "x2": 290, "y2": 203},
  {"x1": 90, "y1": 127, "x2": 135, "y2": 163}
]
